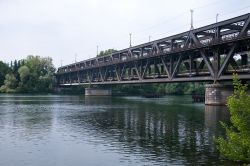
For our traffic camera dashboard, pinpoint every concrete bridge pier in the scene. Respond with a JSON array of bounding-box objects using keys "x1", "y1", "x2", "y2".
[
  {"x1": 85, "y1": 88, "x2": 112, "y2": 96},
  {"x1": 205, "y1": 84, "x2": 233, "y2": 105}
]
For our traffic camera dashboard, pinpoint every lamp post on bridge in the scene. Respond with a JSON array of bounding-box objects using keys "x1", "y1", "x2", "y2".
[
  {"x1": 129, "y1": 33, "x2": 132, "y2": 47},
  {"x1": 216, "y1": 13, "x2": 219, "y2": 23},
  {"x1": 75, "y1": 53, "x2": 77, "y2": 63},
  {"x1": 190, "y1": 9, "x2": 194, "y2": 30},
  {"x1": 97, "y1": 45, "x2": 99, "y2": 56}
]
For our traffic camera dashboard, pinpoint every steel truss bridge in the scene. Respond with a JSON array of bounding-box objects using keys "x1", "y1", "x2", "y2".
[{"x1": 57, "y1": 13, "x2": 250, "y2": 86}]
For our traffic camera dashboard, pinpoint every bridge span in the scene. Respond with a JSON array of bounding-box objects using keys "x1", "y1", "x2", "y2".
[{"x1": 56, "y1": 13, "x2": 250, "y2": 86}]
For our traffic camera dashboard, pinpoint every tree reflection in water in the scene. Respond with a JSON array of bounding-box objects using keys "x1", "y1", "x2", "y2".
[
  {"x1": 0, "y1": 95, "x2": 234, "y2": 165},
  {"x1": 61, "y1": 96, "x2": 233, "y2": 165}
]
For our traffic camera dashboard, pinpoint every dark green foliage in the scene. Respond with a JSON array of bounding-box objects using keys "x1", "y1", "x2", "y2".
[
  {"x1": 0, "y1": 74, "x2": 18, "y2": 93},
  {"x1": 0, "y1": 61, "x2": 11, "y2": 86},
  {"x1": 97, "y1": 49, "x2": 117, "y2": 57},
  {"x1": 165, "y1": 83, "x2": 185, "y2": 94},
  {"x1": 13, "y1": 60, "x2": 18, "y2": 74},
  {"x1": 113, "y1": 82, "x2": 205, "y2": 96},
  {"x1": 216, "y1": 74, "x2": 250, "y2": 163},
  {"x1": 59, "y1": 86, "x2": 85, "y2": 94},
  {"x1": 165, "y1": 82, "x2": 205, "y2": 95},
  {"x1": 0, "y1": 55, "x2": 56, "y2": 93},
  {"x1": 112, "y1": 84, "x2": 142, "y2": 95}
]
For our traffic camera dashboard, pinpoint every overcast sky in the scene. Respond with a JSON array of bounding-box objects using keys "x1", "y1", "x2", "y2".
[{"x1": 0, "y1": 0, "x2": 250, "y2": 67}]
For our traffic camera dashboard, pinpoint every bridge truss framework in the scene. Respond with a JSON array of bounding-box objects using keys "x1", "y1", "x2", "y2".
[{"x1": 57, "y1": 13, "x2": 250, "y2": 86}]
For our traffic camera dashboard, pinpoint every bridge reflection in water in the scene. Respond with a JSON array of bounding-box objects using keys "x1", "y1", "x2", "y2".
[
  {"x1": 0, "y1": 95, "x2": 234, "y2": 165},
  {"x1": 61, "y1": 96, "x2": 232, "y2": 165},
  {"x1": 205, "y1": 105, "x2": 230, "y2": 130}
]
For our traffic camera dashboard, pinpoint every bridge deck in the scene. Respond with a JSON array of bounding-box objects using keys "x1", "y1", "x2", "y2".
[{"x1": 57, "y1": 13, "x2": 250, "y2": 85}]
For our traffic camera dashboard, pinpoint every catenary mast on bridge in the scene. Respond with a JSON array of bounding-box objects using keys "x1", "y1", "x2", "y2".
[{"x1": 57, "y1": 13, "x2": 250, "y2": 85}]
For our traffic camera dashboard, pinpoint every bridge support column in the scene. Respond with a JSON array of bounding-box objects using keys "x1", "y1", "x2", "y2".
[
  {"x1": 85, "y1": 88, "x2": 112, "y2": 96},
  {"x1": 205, "y1": 84, "x2": 233, "y2": 105}
]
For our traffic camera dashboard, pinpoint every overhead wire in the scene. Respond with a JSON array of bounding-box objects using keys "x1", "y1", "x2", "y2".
[
  {"x1": 96, "y1": 0, "x2": 240, "y2": 50},
  {"x1": 76, "y1": 1, "x2": 250, "y2": 64},
  {"x1": 81, "y1": 0, "x2": 226, "y2": 57},
  {"x1": 134, "y1": 3, "x2": 250, "y2": 46}
]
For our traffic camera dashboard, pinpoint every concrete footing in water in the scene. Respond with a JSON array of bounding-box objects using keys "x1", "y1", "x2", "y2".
[
  {"x1": 85, "y1": 88, "x2": 112, "y2": 96},
  {"x1": 205, "y1": 84, "x2": 233, "y2": 105}
]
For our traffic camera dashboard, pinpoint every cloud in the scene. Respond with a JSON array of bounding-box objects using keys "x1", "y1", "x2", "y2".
[{"x1": 0, "y1": 0, "x2": 249, "y2": 67}]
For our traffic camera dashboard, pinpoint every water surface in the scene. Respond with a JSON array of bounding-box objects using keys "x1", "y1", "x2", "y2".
[{"x1": 0, "y1": 94, "x2": 231, "y2": 165}]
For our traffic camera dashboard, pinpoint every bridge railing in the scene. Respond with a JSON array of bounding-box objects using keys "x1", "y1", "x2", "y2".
[{"x1": 57, "y1": 13, "x2": 250, "y2": 85}]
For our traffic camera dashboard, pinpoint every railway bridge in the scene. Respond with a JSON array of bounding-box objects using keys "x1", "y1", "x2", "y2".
[{"x1": 56, "y1": 13, "x2": 250, "y2": 105}]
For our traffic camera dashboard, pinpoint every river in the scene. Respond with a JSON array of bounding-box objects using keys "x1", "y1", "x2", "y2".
[{"x1": 0, "y1": 94, "x2": 233, "y2": 165}]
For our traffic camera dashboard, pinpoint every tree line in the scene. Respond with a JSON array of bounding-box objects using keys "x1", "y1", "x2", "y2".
[
  {"x1": 97, "y1": 49, "x2": 117, "y2": 57},
  {"x1": 0, "y1": 53, "x2": 205, "y2": 95},
  {"x1": 111, "y1": 82, "x2": 205, "y2": 96},
  {"x1": 0, "y1": 55, "x2": 55, "y2": 93}
]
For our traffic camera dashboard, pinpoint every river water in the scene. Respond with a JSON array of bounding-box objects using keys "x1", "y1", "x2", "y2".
[{"x1": 0, "y1": 94, "x2": 233, "y2": 165}]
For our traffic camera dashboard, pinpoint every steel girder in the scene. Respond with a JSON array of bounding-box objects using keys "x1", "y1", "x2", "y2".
[{"x1": 57, "y1": 13, "x2": 250, "y2": 86}]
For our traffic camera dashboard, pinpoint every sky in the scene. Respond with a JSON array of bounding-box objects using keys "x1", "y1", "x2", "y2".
[{"x1": 0, "y1": 0, "x2": 250, "y2": 68}]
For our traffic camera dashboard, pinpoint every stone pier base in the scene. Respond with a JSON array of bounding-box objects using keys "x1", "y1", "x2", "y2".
[
  {"x1": 85, "y1": 88, "x2": 112, "y2": 96},
  {"x1": 205, "y1": 84, "x2": 233, "y2": 105}
]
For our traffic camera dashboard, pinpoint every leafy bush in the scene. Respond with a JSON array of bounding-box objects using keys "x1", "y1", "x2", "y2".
[
  {"x1": 0, "y1": 74, "x2": 17, "y2": 93},
  {"x1": 216, "y1": 74, "x2": 250, "y2": 163}
]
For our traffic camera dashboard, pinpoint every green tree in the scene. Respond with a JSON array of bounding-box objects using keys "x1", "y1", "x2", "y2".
[
  {"x1": 97, "y1": 49, "x2": 117, "y2": 57},
  {"x1": 0, "y1": 61, "x2": 10, "y2": 86},
  {"x1": 37, "y1": 75, "x2": 54, "y2": 92},
  {"x1": 183, "y1": 82, "x2": 205, "y2": 95},
  {"x1": 0, "y1": 55, "x2": 56, "y2": 93},
  {"x1": 0, "y1": 74, "x2": 17, "y2": 93},
  {"x1": 22, "y1": 55, "x2": 55, "y2": 92},
  {"x1": 17, "y1": 65, "x2": 31, "y2": 92},
  {"x1": 18, "y1": 66, "x2": 30, "y2": 83},
  {"x1": 216, "y1": 74, "x2": 250, "y2": 163},
  {"x1": 13, "y1": 60, "x2": 18, "y2": 74},
  {"x1": 165, "y1": 83, "x2": 185, "y2": 94}
]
